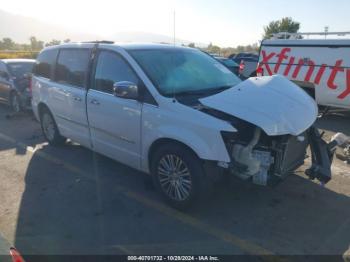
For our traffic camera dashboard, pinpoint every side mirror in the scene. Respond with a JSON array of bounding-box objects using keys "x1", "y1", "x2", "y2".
[{"x1": 113, "y1": 81, "x2": 138, "y2": 100}]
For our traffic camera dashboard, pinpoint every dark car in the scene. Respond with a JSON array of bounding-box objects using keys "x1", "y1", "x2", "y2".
[
  {"x1": 213, "y1": 56, "x2": 240, "y2": 75},
  {"x1": 230, "y1": 53, "x2": 259, "y2": 78},
  {"x1": 0, "y1": 59, "x2": 35, "y2": 112},
  {"x1": 230, "y1": 52, "x2": 259, "y2": 63}
]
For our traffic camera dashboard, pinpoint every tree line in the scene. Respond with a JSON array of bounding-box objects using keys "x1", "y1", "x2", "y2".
[
  {"x1": 0, "y1": 36, "x2": 71, "y2": 51},
  {"x1": 189, "y1": 42, "x2": 259, "y2": 57},
  {"x1": 0, "y1": 17, "x2": 301, "y2": 56},
  {"x1": 185, "y1": 17, "x2": 300, "y2": 56}
]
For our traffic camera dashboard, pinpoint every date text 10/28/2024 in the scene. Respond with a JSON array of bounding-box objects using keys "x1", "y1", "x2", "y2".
[{"x1": 127, "y1": 256, "x2": 219, "y2": 261}]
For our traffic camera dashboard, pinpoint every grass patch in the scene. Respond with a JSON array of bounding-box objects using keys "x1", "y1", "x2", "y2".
[{"x1": 0, "y1": 51, "x2": 39, "y2": 59}]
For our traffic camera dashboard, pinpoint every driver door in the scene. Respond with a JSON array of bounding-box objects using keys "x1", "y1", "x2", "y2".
[{"x1": 87, "y1": 49, "x2": 142, "y2": 170}]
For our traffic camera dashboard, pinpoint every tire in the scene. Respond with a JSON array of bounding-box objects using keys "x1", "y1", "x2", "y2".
[
  {"x1": 40, "y1": 108, "x2": 66, "y2": 146},
  {"x1": 151, "y1": 144, "x2": 207, "y2": 210},
  {"x1": 10, "y1": 92, "x2": 21, "y2": 113}
]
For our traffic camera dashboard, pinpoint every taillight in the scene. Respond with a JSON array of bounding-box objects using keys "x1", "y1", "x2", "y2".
[
  {"x1": 256, "y1": 64, "x2": 264, "y2": 77},
  {"x1": 10, "y1": 248, "x2": 25, "y2": 262},
  {"x1": 239, "y1": 60, "x2": 245, "y2": 74}
]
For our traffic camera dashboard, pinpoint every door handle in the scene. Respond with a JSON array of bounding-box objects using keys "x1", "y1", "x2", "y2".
[
  {"x1": 74, "y1": 96, "x2": 82, "y2": 102},
  {"x1": 90, "y1": 99, "x2": 100, "y2": 105}
]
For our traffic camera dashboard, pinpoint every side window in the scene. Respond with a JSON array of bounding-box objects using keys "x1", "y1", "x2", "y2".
[
  {"x1": 55, "y1": 49, "x2": 90, "y2": 88},
  {"x1": 34, "y1": 49, "x2": 58, "y2": 79},
  {"x1": 93, "y1": 51, "x2": 139, "y2": 94}
]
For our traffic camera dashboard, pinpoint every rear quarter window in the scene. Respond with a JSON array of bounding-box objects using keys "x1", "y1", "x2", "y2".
[
  {"x1": 33, "y1": 49, "x2": 58, "y2": 79},
  {"x1": 55, "y1": 49, "x2": 90, "y2": 88}
]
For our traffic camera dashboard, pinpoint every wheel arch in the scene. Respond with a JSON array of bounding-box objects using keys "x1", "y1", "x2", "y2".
[
  {"x1": 148, "y1": 138, "x2": 201, "y2": 171},
  {"x1": 37, "y1": 102, "x2": 51, "y2": 120}
]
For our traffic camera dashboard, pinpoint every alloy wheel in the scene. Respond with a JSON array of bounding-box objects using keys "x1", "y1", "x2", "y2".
[{"x1": 157, "y1": 154, "x2": 192, "y2": 201}]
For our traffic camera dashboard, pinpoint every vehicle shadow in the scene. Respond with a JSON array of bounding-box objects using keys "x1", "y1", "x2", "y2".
[
  {"x1": 0, "y1": 104, "x2": 44, "y2": 154},
  {"x1": 13, "y1": 143, "x2": 350, "y2": 257}
]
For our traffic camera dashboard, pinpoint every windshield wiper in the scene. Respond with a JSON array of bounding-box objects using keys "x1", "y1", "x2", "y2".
[
  {"x1": 174, "y1": 90, "x2": 209, "y2": 96},
  {"x1": 174, "y1": 85, "x2": 233, "y2": 97},
  {"x1": 210, "y1": 85, "x2": 233, "y2": 92}
]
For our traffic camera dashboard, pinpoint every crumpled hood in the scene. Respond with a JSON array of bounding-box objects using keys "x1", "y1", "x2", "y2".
[{"x1": 200, "y1": 75, "x2": 318, "y2": 136}]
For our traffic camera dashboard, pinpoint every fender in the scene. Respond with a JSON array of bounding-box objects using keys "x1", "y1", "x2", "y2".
[{"x1": 142, "y1": 125, "x2": 232, "y2": 172}]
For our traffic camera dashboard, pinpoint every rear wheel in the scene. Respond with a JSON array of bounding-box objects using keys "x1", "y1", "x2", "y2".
[
  {"x1": 151, "y1": 144, "x2": 207, "y2": 210},
  {"x1": 10, "y1": 92, "x2": 21, "y2": 113},
  {"x1": 40, "y1": 108, "x2": 66, "y2": 146}
]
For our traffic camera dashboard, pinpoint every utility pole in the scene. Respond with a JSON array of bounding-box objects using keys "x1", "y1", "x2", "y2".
[
  {"x1": 324, "y1": 26, "x2": 329, "y2": 39},
  {"x1": 173, "y1": 10, "x2": 176, "y2": 46}
]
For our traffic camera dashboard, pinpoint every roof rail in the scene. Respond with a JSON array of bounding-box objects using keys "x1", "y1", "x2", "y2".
[
  {"x1": 81, "y1": 40, "x2": 114, "y2": 44},
  {"x1": 270, "y1": 31, "x2": 350, "y2": 40}
]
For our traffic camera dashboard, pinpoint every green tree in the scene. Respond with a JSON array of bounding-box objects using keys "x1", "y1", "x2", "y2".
[
  {"x1": 29, "y1": 36, "x2": 44, "y2": 50},
  {"x1": 63, "y1": 38, "x2": 71, "y2": 43},
  {"x1": 188, "y1": 42, "x2": 195, "y2": 48},
  {"x1": 263, "y1": 17, "x2": 300, "y2": 39},
  {"x1": 0, "y1": 38, "x2": 15, "y2": 50},
  {"x1": 45, "y1": 39, "x2": 61, "y2": 47},
  {"x1": 207, "y1": 42, "x2": 221, "y2": 55}
]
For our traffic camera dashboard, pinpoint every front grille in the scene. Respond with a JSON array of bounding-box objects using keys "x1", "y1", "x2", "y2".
[{"x1": 273, "y1": 133, "x2": 309, "y2": 179}]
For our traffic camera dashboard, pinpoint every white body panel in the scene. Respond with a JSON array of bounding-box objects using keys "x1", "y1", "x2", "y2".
[
  {"x1": 87, "y1": 89, "x2": 142, "y2": 170},
  {"x1": 51, "y1": 82, "x2": 90, "y2": 147},
  {"x1": 140, "y1": 99, "x2": 235, "y2": 171},
  {"x1": 259, "y1": 39, "x2": 350, "y2": 109},
  {"x1": 31, "y1": 77, "x2": 91, "y2": 148},
  {"x1": 200, "y1": 75, "x2": 318, "y2": 136}
]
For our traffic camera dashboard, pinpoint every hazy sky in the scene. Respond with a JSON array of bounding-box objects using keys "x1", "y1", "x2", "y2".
[{"x1": 0, "y1": 0, "x2": 349, "y2": 46}]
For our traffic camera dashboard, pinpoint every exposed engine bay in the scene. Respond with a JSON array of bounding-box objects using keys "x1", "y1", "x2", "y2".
[{"x1": 179, "y1": 96, "x2": 340, "y2": 186}]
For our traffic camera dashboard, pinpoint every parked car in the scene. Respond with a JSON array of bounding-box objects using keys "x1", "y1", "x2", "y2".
[
  {"x1": 258, "y1": 36, "x2": 350, "y2": 109},
  {"x1": 32, "y1": 43, "x2": 337, "y2": 209},
  {"x1": 213, "y1": 56, "x2": 240, "y2": 75},
  {"x1": 0, "y1": 59, "x2": 35, "y2": 112},
  {"x1": 231, "y1": 52, "x2": 259, "y2": 78}
]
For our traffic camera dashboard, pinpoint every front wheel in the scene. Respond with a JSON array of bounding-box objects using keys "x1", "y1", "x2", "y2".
[
  {"x1": 151, "y1": 144, "x2": 206, "y2": 210},
  {"x1": 40, "y1": 109, "x2": 66, "y2": 146}
]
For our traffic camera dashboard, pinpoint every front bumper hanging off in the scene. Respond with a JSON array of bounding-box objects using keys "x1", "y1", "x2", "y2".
[
  {"x1": 306, "y1": 127, "x2": 342, "y2": 184},
  {"x1": 225, "y1": 125, "x2": 341, "y2": 186}
]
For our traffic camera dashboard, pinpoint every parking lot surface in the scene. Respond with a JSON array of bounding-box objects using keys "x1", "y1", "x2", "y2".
[{"x1": 0, "y1": 104, "x2": 350, "y2": 258}]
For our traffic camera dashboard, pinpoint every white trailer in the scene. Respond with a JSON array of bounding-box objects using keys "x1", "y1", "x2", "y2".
[{"x1": 258, "y1": 32, "x2": 350, "y2": 109}]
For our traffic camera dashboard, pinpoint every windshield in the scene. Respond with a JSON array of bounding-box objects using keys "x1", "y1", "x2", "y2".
[
  {"x1": 7, "y1": 62, "x2": 34, "y2": 78},
  {"x1": 128, "y1": 48, "x2": 241, "y2": 96}
]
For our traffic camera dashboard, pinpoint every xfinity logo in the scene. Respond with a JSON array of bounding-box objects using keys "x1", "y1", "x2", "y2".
[{"x1": 258, "y1": 48, "x2": 350, "y2": 99}]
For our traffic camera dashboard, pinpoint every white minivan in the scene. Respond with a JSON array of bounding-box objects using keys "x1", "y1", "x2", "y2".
[{"x1": 32, "y1": 42, "x2": 336, "y2": 209}]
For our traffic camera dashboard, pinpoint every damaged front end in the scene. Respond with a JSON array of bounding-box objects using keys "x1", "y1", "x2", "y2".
[
  {"x1": 221, "y1": 124, "x2": 337, "y2": 186},
  {"x1": 194, "y1": 75, "x2": 343, "y2": 186}
]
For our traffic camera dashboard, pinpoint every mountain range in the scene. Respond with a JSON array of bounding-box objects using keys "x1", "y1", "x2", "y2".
[{"x1": 0, "y1": 9, "x2": 205, "y2": 46}]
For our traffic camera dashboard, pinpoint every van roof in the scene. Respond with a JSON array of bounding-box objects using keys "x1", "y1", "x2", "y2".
[
  {"x1": 262, "y1": 39, "x2": 350, "y2": 46},
  {"x1": 45, "y1": 42, "x2": 191, "y2": 51}
]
